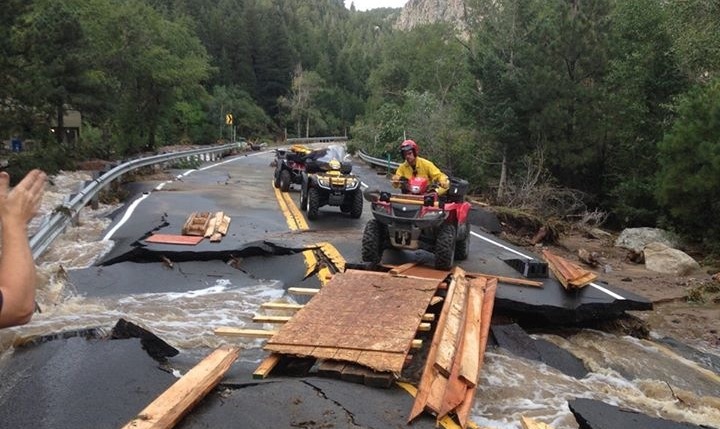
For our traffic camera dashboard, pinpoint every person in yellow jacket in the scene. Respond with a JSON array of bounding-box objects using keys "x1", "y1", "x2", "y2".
[{"x1": 392, "y1": 139, "x2": 449, "y2": 195}]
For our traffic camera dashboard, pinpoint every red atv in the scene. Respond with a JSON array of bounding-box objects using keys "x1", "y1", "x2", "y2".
[
  {"x1": 273, "y1": 144, "x2": 312, "y2": 192},
  {"x1": 361, "y1": 176, "x2": 471, "y2": 270}
]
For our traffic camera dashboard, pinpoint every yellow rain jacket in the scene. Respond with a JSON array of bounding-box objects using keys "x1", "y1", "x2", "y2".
[{"x1": 393, "y1": 157, "x2": 450, "y2": 195}]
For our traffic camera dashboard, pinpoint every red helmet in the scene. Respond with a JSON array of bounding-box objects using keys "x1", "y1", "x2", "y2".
[{"x1": 400, "y1": 139, "x2": 418, "y2": 157}]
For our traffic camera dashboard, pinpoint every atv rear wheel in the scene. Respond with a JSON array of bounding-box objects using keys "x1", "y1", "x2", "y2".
[
  {"x1": 279, "y1": 170, "x2": 291, "y2": 192},
  {"x1": 361, "y1": 219, "x2": 384, "y2": 264},
  {"x1": 349, "y1": 189, "x2": 363, "y2": 219},
  {"x1": 307, "y1": 187, "x2": 320, "y2": 220},
  {"x1": 455, "y1": 223, "x2": 470, "y2": 261},
  {"x1": 435, "y1": 224, "x2": 456, "y2": 270}
]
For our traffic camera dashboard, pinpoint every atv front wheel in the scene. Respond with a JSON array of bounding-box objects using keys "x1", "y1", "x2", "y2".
[
  {"x1": 455, "y1": 223, "x2": 470, "y2": 261},
  {"x1": 279, "y1": 170, "x2": 291, "y2": 192},
  {"x1": 361, "y1": 219, "x2": 384, "y2": 264},
  {"x1": 300, "y1": 185, "x2": 308, "y2": 211},
  {"x1": 307, "y1": 187, "x2": 320, "y2": 220},
  {"x1": 273, "y1": 169, "x2": 281, "y2": 188},
  {"x1": 349, "y1": 189, "x2": 363, "y2": 219},
  {"x1": 435, "y1": 224, "x2": 456, "y2": 270}
]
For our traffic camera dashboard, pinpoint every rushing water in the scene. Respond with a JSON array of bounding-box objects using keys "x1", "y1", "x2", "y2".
[{"x1": 1, "y1": 170, "x2": 719, "y2": 429}]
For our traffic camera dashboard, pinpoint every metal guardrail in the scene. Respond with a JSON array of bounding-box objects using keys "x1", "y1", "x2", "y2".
[
  {"x1": 286, "y1": 136, "x2": 348, "y2": 144},
  {"x1": 30, "y1": 142, "x2": 242, "y2": 259},
  {"x1": 357, "y1": 150, "x2": 399, "y2": 172}
]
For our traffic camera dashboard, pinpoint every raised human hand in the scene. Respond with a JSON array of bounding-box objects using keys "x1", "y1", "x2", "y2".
[{"x1": 0, "y1": 169, "x2": 47, "y2": 228}]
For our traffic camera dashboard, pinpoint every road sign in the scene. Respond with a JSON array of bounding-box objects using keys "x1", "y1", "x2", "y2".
[{"x1": 225, "y1": 113, "x2": 233, "y2": 125}]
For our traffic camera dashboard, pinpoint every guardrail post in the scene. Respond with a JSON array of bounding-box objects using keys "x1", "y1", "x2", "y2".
[{"x1": 91, "y1": 172, "x2": 100, "y2": 210}]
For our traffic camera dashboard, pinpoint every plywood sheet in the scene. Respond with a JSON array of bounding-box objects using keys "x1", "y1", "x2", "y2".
[
  {"x1": 145, "y1": 234, "x2": 204, "y2": 245},
  {"x1": 265, "y1": 269, "x2": 440, "y2": 373}
]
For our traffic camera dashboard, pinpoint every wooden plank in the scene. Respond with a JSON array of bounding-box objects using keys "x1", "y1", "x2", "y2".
[
  {"x1": 434, "y1": 269, "x2": 468, "y2": 377},
  {"x1": 209, "y1": 232, "x2": 222, "y2": 242},
  {"x1": 252, "y1": 315, "x2": 291, "y2": 324},
  {"x1": 122, "y1": 345, "x2": 239, "y2": 429},
  {"x1": 459, "y1": 278, "x2": 485, "y2": 387},
  {"x1": 340, "y1": 363, "x2": 367, "y2": 384},
  {"x1": 389, "y1": 262, "x2": 418, "y2": 275},
  {"x1": 542, "y1": 250, "x2": 596, "y2": 289},
  {"x1": 260, "y1": 302, "x2": 303, "y2": 311},
  {"x1": 253, "y1": 353, "x2": 282, "y2": 379},
  {"x1": 430, "y1": 296, "x2": 444, "y2": 306},
  {"x1": 214, "y1": 327, "x2": 276, "y2": 338},
  {"x1": 287, "y1": 287, "x2": 319, "y2": 295},
  {"x1": 437, "y1": 332, "x2": 469, "y2": 418},
  {"x1": 317, "y1": 359, "x2": 346, "y2": 378},
  {"x1": 466, "y1": 272, "x2": 543, "y2": 288},
  {"x1": 203, "y1": 217, "x2": 217, "y2": 238},
  {"x1": 217, "y1": 215, "x2": 232, "y2": 235},
  {"x1": 145, "y1": 234, "x2": 204, "y2": 245},
  {"x1": 408, "y1": 270, "x2": 459, "y2": 423},
  {"x1": 421, "y1": 313, "x2": 435, "y2": 322},
  {"x1": 521, "y1": 416, "x2": 555, "y2": 429},
  {"x1": 455, "y1": 278, "x2": 497, "y2": 428}
]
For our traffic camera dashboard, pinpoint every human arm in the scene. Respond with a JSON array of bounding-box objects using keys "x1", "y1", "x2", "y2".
[
  {"x1": 423, "y1": 160, "x2": 450, "y2": 196},
  {"x1": 0, "y1": 169, "x2": 47, "y2": 328},
  {"x1": 391, "y1": 163, "x2": 413, "y2": 190}
]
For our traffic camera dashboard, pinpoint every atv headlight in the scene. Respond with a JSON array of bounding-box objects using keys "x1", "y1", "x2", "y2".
[
  {"x1": 318, "y1": 176, "x2": 330, "y2": 187},
  {"x1": 345, "y1": 177, "x2": 359, "y2": 190}
]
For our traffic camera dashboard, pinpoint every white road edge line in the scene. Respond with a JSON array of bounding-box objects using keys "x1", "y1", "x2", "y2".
[
  {"x1": 470, "y1": 231, "x2": 625, "y2": 300},
  {"x1": 102, "y1": 151, "x2": 269, "y2": 241}
]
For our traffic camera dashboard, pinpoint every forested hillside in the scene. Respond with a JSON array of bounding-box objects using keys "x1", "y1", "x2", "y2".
[{"x1": 1, "y1": 0, "x2": 719, "y2": 249}]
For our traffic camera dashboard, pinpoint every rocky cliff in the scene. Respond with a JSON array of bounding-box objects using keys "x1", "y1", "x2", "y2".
[{"x1": 395, "y1": 0, "x2": 469, "y2": 31}]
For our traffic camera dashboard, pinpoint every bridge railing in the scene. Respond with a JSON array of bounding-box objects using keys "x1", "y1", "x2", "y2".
[{"x1": 30, "y1": 142, "x2": 243, "y2": 259}]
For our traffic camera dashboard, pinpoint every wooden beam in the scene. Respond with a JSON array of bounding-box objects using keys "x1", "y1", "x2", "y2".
[
  {"x1": 252, "y1": 315, "x2": 291, "y2": 324},
  {"x1": 389, "y1": 262, "x2": 418, "y2": 275},
  {"x1": 260, "y1": 302, "x2": 303, "y2": 311},
  {"x1": 214, "y1": 327, "x2": 276, "y2": 338},
  {"x1": 288, "y1": 287, "x2": 319, "y2": 295},
  {"x1": 253, "y1": 353, "x2": 282, "y2": 379},
  {"x1": 122, "y1": 345, "x2": 239, "y2": 429},
  {"x1": 466, "y1": 272, "x2": 543, "y2": 288}
]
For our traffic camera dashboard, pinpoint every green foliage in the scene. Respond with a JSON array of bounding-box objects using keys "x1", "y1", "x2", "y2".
[
  {"x1": 656, "y1": 78, "x2": 720, "y2": 243},
  {"x1": 4, "y1": 142, "x2": 75, "y2": 180}
]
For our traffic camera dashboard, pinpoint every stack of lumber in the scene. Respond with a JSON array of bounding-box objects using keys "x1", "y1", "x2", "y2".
[
  {"x1": 181, "y1": 211, "x2": 212, "y2": 236},
  {"x1": 541, "y1": 250, "x2": 597, "y2": 289},
  {"x1": 203, "y1": 211, "x2": 232, "y2": 242},
  {"x1": 146, "y1": 211, "x2": 232, "y2": 245},
  {"x1": 408, "y1": 267, "x2": 497, "y2": 428},
  {"x1": 180, "y1": 211, "x2": 231, "y2": 242}
]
